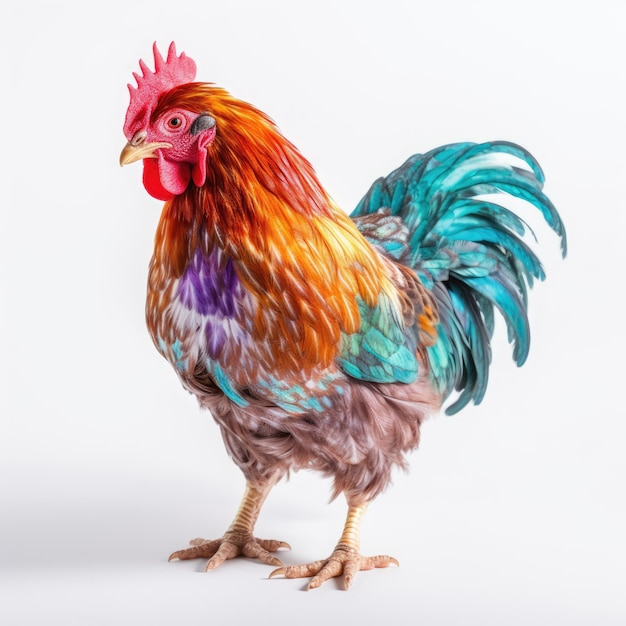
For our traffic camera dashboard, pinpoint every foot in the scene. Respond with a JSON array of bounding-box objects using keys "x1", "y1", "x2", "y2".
[
  {"x1": 269, "y1": 543, "x2": 399, "y2": 590},
  {"x1": 168, "y1": 530, "x2": 290, "y2": 571}
]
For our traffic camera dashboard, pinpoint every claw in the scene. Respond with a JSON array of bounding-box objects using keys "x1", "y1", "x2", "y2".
[
  {"x1": 205, "y1": 558, "x2": 222, "y2": 572},
  {"x1": 268, "y1": 566, "x2": 287, "y2": 579},
  {"x1": 263, "y1": 554, "x2": 284, "y2": 568}
]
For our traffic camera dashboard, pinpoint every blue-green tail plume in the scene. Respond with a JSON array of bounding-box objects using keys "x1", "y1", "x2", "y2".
[{"x1": 351, "y1": 141, "x2": 567, "y2": 414}]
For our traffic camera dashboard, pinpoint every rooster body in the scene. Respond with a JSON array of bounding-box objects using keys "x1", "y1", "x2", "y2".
[{"x1": 121, "y1": 43, "x2": 566, "y2": 589}]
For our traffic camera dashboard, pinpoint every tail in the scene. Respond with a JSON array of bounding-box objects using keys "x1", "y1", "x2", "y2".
[{"x1": 351, "y1": 141, "x2": 567, "y2": 414}]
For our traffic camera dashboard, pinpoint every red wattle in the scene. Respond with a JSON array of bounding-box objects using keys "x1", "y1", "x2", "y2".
[{"x1": 142, "y1": 159, "x2": 175, "y2": 201}]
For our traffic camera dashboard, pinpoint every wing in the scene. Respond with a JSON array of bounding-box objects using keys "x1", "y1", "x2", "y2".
[{"x1": 338, "y1": 210, "x2": 438, "y2": 385}]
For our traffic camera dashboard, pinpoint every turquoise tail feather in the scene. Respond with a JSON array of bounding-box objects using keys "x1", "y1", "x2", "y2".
[{"x1": 352, "y1": 141, "x2": 566, "y2": 414}]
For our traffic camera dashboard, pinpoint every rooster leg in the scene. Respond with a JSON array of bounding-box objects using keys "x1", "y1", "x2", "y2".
[
  {"x1": 270, "y1": 499, "x2": 398, "y2": 590},
  {"x1": 168, "y1": 480, "x2": 290, "y2": 571}
]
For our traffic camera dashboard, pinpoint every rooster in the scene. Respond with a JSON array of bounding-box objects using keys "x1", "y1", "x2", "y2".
[{"x1": 120, "y1": 42, "x2": 566, "y2": 590}]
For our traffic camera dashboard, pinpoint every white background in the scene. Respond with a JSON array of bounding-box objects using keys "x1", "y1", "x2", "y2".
[{"x1": 1, "y1": 1, "x2": 624, "y2": 624}]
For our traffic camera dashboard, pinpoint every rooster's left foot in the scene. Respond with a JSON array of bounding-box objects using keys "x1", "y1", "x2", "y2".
[
  {"x1": 269, "y1": 543, "x2": 398, "y2": 590},
  {"x1": 168, "y1": 531, "x2": 290, "y2": 571}
]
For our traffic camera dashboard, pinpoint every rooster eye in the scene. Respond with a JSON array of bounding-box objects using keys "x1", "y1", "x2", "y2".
[{"x1": 167, "y1": 117, "x2": 183, "y2": 129}]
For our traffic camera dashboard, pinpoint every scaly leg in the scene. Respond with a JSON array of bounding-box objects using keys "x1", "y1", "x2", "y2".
[
  {"x1": 270, "y1": 499, "x2": 398, "y2": 590},
  {"x1": 169, "y1": 480, "x2": 290, "y2": 571}
]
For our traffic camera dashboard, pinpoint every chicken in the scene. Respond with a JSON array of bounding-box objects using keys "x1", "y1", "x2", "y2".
[{"x1": 120, "y1": 42, "x2": 566, "y2": 590}]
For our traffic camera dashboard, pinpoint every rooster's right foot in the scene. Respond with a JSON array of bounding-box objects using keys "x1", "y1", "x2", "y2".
[{"x1": 168, "y1": 530, "x2": 290, "y2": 571}]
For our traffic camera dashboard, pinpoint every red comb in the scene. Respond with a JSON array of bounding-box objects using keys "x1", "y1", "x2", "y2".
[{"x1": 123, "y1": 42, "x2": 197, "y2": 139}]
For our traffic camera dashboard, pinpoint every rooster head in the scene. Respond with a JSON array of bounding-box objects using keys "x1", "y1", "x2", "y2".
[{"x1": 120, "y1": 42, "x2": 217, "y2": 201}]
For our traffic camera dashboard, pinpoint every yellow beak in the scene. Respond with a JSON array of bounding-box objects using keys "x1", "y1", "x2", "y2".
[{"x1": 119, "y1": 141, "x2": 173, "y2": 166}]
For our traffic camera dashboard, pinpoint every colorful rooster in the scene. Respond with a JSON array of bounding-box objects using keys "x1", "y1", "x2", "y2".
[{"x1": 120, "y1": 43, "x2": 566, "y2": 590}]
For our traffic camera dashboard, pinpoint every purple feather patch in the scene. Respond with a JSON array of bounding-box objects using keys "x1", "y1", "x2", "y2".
[{"x1": 177, "y1": 248, "x2": 241, "y2": 317}]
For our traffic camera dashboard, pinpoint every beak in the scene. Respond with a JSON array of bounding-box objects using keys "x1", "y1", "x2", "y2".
[{"x1": 119, "y1": 140, "x2": 173, "y2": 166}]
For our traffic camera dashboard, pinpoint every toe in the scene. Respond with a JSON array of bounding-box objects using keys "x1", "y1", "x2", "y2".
[
  {"x1": 343, "y1": 558, "x2": 360, "y2": 589},
  {"x1": 257, "y1": 539, "x2": 291, "y2": 552},
  {"x1": 205, "y1": 541, "x2": 240, "y2": 570},
  {"x1": 242, "y1": 541, "x2": 284, "y2": 567},
  {"x1": 169, "y1": 540, "x2": 220, "y2": 562},
  {"x1": 307, "y1": 559, "x2": 343, "y2": 590},
  {"x1": 269, "y1": 560, "x2": 326, "y2": 580}
]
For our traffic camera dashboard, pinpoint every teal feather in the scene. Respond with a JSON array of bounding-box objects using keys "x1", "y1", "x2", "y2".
[
  {"x1": 352, "y1": 141, "x2": 566, "y2": 414},
  {"x1": 210, "y1": 361, "x2": 249, "y2": 407},
  {"x1": 337, "y1": 295, "x2": 419, "y2": 384}
]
